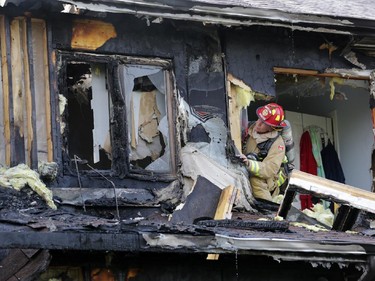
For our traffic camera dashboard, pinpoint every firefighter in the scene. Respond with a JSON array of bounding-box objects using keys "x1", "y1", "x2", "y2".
[{"x1": 240, "y1": 103, "x2": 288, "y2": 202}]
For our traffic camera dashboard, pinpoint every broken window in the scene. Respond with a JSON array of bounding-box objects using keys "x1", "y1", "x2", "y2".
[
  {"x1": 119, "y1": 65, "x2": 172, "y2": 173},
  {"x1": 64, "y1": 61, "x2": 111, "y2": 170},
  {"x1": 59, "y1": 53, "x2": 176, "y2": 178}
]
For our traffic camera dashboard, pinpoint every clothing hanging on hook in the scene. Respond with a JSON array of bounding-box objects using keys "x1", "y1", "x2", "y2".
[
  {"x1": 321, "y1": 139, "x2": 345, "y2": 184},
  {"x1": 302, "y1": 125, "x2": 326, "y2": 178}
]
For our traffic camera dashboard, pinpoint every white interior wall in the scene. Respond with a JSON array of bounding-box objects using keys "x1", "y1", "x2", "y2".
[
  {"x1": 285, "y1": 111, "x2": 333, "y2": 171},
  {"x1": 278, "y1": 79, "x2": 373, "y2": 191},
  {"x1": 334, "y1": 86, "x2": 373, "y2": 190}
]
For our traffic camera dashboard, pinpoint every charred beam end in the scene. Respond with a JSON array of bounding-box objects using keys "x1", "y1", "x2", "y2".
[
  {"x1": 332, "y1": 205, "x2": 360, "y2": 232},
  {"x1": 196, "y1": 219, "x2": 289, "y2": 232},
  {"x1": 277, "y1": 187, "x2": 296, "y2": 219},
  {"x1": 0, "y1": 232, "x2": 141, "y2": 251}
]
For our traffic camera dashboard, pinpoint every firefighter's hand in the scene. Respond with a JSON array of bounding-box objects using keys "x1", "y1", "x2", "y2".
[
  {"x1": 238, "y1": 154, "x2": 249, "y2": 167},
  {"x1": 246, "y1": 152, "x2": 259, "y2": 161}
]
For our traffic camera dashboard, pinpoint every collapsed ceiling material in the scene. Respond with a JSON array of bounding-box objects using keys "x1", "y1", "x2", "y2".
[{"x1": 275, "y1": 72, "x2": 369, "y2": 101}]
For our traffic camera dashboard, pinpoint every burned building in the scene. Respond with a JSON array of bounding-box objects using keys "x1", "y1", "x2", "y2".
[{"x1": 0, "y1": 0, "x2": 374, "y2": 280}]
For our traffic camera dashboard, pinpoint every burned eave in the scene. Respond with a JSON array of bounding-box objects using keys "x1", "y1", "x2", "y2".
[{"x1": 53, "y1": 0, "x2": 375, "y2": 35}]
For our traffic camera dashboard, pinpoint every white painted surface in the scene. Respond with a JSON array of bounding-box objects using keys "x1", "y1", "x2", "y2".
[
  {"x1": 91, "y1": 64, "x2": 110, "y2": 163},
  {"x1": 285, "y1": 111, "x2": 333, "y2": 171}
]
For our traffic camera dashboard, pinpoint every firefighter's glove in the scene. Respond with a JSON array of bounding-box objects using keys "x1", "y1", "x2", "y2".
[
  {"x1": 239, "y1": 155, "x2": 260, "y2": 176},
  {"x1": 246, "y1": 160, "x2": 260, "y2": 176},
  {"x1": 246, "y1": 152, "x2": 259, "y2": 161}
]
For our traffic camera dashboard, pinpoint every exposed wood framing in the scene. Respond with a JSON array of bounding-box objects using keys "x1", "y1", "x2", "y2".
[
  {"x1": 0, "y1": 15, "x2": 11, "y2": 166},
  {"x1": 278, "y1": 170, "x2": 375, "y2": 230},
  {"x1": 227, "y1": 74, "x2": 243, "y2": 151},
  {"x1": 33, "y1": 19, "x2": 53, "y2": 162},
  {"x1": 21, "y1": 17, "x2": 33, "y2": 167},
  {"x1": 274, "y1": 67, "x2": 370, "y2": 80},
  {"x1": 26, "y1": 18, "x2": 38, "y2": 169},
  {"x1": 28, "y1": 19, "x2": 53, "y2": 162},
  {"x1": 166, "y1": 70, "x2": 177, "y2": 176},
  {"x1": 10, "y1": 17, "x2": 26, "y2": 164},
  {"x1": 71, "y1": 19, "x2": 117, "y2": 51}
]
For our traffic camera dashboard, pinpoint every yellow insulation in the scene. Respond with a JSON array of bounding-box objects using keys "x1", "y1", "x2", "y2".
[
  {"x1": 302, "y1": 203, "x2": 334, "y2": 227},
  {"x1": 329, "y1": 77, "x2": 345, "y2": 100},
  {"x1": 234, "y1": 85, "x2": 254, "y2": 109},
  {"x1": 0, "y1": 164, "x2": 57, "y2": 209}
]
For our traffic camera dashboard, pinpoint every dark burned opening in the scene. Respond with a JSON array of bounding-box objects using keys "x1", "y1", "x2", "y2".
[
  {"x1": 66, "y1": 62, "x2": 112, "y2": 170},
  {"x1": 58, "y1": 52, "x2": 177, "y2": 180}
]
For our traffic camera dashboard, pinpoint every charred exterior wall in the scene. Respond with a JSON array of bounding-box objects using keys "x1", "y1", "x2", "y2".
[
  {"x1": 50, "y1": 14, "x2": 226, "y2": 118},
  {"x1": 224, "y1": 26, "x2": 372, "y2": 96},
  {"x1": 0, "y1": 8, "x2": 373, "y2": 190}
]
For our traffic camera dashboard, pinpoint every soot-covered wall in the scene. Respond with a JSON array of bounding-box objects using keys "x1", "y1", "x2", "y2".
[
  {"x1": 50, "y1": 14, "x2": 226, "y2": 120},
  {"x1": 224, "y1": 26, "x2": 361, "y2": 96}
]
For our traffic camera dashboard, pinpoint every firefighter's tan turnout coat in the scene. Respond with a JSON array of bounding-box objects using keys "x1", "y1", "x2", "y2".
[{"x1": 243, "y1": 123, "x2": 286, "y2": 201}]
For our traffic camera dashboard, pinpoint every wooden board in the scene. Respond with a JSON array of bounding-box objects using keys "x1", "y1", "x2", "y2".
[
  {"x1": 213, "y1": 185, "x2": 237, "y2": 220},
  {"x1": 207, "y1": 185, "x2": 238, "y2": 260},
  {"x1": 0, "y1": 16, "x2": 11, "y2": 166},
  {"x1": 278, "y1": 169, "x2": 375, "y2": 219},
  {"x1": 0, "y1": 249, "x2": 50, "y2": 281},
  {"x1": 71, "y1": 19, "x2": 116, "y2": 50}
]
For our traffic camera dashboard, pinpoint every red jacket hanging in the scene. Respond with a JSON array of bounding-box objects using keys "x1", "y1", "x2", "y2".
[
  {"x1": 300, "y1": 131, "x2": 317, "y2": 175},
  {"x1": 299, "y1": 130, "x2": 317, "y2": 210}
]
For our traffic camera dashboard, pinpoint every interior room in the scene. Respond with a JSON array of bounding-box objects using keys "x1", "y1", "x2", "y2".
[{"x1": 248, "y1": 73, "x2": 373, "y2": 192}]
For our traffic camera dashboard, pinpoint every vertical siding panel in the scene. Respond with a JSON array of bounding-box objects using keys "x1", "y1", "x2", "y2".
[
  {"x1": 10, "y1": 18, "x2": 25, "y2": 164},
  {"x1": 43, "y1": 20, "x2": 52, "y2": 162},
  {"x1": 31, "y1": 19, "x2": 51, "y2": 163},
  {"x1": 21, "y1": 18, "x2": 34, "y2": 167},
  {"x1": 0, "y1": 15, "x2": 9, "y2": 166},
  {"x1": 26, "y1": 18, "x2": 38, "y2": 168}
]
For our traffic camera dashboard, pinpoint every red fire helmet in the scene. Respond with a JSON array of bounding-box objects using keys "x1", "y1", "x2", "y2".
[{"x1": 256, "y1": 103, "x2": 287, "y2": 128}]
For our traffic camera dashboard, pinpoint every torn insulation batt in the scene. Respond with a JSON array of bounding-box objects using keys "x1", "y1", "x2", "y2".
[{"x1": 0, "y1": 164, "x2": 57, "y2": 209}]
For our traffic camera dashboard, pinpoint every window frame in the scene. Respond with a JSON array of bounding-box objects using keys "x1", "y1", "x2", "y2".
[{"x1": 57, "y1": 51, "x2": 178, "y2": 181}]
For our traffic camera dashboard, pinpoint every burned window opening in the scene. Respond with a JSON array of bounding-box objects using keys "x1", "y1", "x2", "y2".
[
  {"x1": 128, "y1": 75, "x2": 167, "y2": 171},
  {"x1": 65, "y1": 62, "x2": 112, "y2": 171},
  {"x1": 59, "y1": 53, "x2": 176, "y2": 179},
  {"x1": 121, "y1": 65, "x2": 173, "y2": 174}
]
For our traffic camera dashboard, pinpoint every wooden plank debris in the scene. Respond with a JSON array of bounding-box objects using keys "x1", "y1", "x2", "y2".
[
  {"x1": 273, "y1": 67, "x2": 370, "y2": 80},
  {"x1": 278, "y1": 170, "x2": 375, "y2": 231},
  {"x1": 207, "y1": 185, "x2": 238, "y2": 260},
  {"x1": 212, "y1": 185, "x2": 237, "y2": 220}
]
